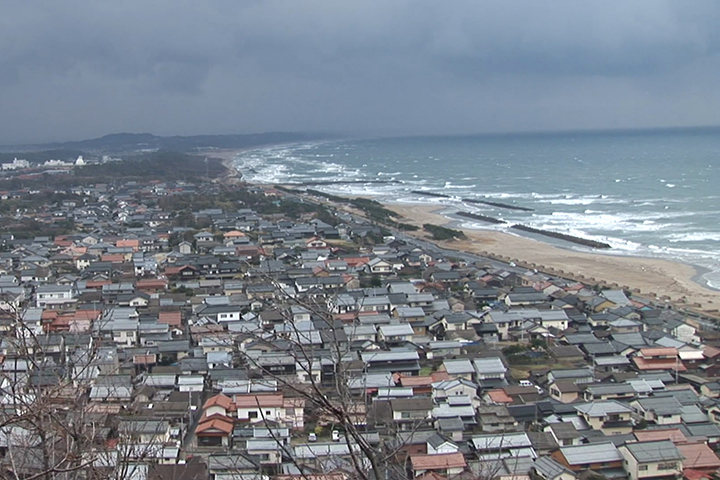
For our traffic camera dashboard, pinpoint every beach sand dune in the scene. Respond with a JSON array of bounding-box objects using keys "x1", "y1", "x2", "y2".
[{"x1": 384, "y1": 203, "x2": 720, "y2": 314}]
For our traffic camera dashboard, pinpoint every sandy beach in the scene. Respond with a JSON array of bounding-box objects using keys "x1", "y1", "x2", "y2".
[
  {"x1": 208, "y1": 149, "x2": 247, "y2": 182},
  {"x1": 383, "y1": 203, "x2": 720, "y2": 315}
]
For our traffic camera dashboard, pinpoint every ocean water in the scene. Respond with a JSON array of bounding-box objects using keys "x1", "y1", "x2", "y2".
[{"x1": 233, "y1": 129, "x2": 720, "y2": 288}]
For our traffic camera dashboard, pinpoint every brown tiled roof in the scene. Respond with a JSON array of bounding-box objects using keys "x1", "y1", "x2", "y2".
[
  {"x1": 410, "y1": 453, "x2": 466, "y2": 471},
  {"x1": 633, "y1": 357, "x2": 686, "y2": 372},
  {"x1": 233, "y1": 394, "x2": 284, "y2": 408},
  {"x1": 704, "y1": 346, "x2": 720, "y2": 359},
  {"x1": 552, "y1": 380, "x2": 580, "y2": 393},
  {"x1": 634, "y1": 429, "x2": 687, "y2": 444},
  {"x1": 158, "y1": 311, "x2": 182, "y2": 327},
  {"x1": 399, "y1": 375, "x2": 435, "y2": 387},
  {"x1": 391, "y1": 398, "x2": 434, "y2": 412},
  {"x1": 639, "y1": 347, "x2": 678, "y2": 358}
]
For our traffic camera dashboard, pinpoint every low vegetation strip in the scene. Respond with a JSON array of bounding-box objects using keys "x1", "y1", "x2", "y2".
[
  {"x1": 510, "y1": 224, "x2": 612, "y2": 249},
  {"x1": 423, "y1": 223, "x2": 466, "y2": 240},
  {"x1": 305, "y1": 189, "x2": 418, "y2": 231},
  {"x1": 456, "y1": 211, "x2": 506, "y2": 224}
]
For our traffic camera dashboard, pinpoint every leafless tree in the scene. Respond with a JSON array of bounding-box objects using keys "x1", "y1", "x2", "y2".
[
  {"x1": 220, "y1": 264, "x2": 433, "y2": 480},
  {"x1": 0, "y1": 294, "x2": 174, "y2": 480}
]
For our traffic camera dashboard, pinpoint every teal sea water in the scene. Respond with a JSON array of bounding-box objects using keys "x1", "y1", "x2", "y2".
[{"x1": 233, "y1": 128, "x2": 720, "y2": 288}]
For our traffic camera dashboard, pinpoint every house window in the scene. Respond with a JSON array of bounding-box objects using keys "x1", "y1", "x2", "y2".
[
  {"x1": 248, "y1": 411, "x2": 258, "y2": 419},
  {"x1": 658, "y1": 463, "x2": 677, "y2": 471},
  {"x1": 638, "y1": 465, "x2": 648, "y2": 471},
  {"x1": 401, "y1": 412, "x2": 411, "y2": 419},
  {"x1": 265, "y1": 410, "x2": 272, "y2": 416},
  {"x1": 198, "y1": 436, "x2": 222, "y2": 447}
]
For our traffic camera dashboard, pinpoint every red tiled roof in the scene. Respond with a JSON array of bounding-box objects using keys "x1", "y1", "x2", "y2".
[
  {"x1": 333, "y1": 313, "x2": 358, "y2": 322},
  {"x1": 430, "y1": 371, "x2": 451, "y2": 382},
  {"x1": 684, "y1": 469, "x2": 713, "y2": 480},
  {"x1": 136, "y1": 279, "x2": 168, "y2": 290},
  {"x1": 678, "y1": 443, "x2": 720, "y2": 470},
  {"x1": 133, "y1": 354, "x2": 157, "y2": 365},
  {"x1": 164, "y1": 265, "x2": 198, "y2": 275},
  {"x1": 415, "y1": 473, "x2": 447, "y2": 480},
  {"x1": 195, "y1": 415, "x2": 234, "y2": 435},
  {"x1": 486, "y1": 389, "x2": 513, "y2": 404},
  {"x1": 74, "y1": 310, "x2": 101, "y2": 321},
  {"x1": 343, "y1": 257, "x2": 370, "y2": 267},
  {"x1": 116, "y1": 239, "x2": 139, "y2": 249},
  {"x1": 203, "y1": 393, "x2": 233, "y2": 411}
]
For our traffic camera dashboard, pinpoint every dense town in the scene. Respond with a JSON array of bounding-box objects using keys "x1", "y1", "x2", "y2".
[{"x1": 2, "y1": 152, "x2": 720, "y2": 480}]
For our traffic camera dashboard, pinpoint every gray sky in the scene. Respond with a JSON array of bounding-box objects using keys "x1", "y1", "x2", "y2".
[{"x1": 2, "y1": 1, "x2": 720, "y2": 144}]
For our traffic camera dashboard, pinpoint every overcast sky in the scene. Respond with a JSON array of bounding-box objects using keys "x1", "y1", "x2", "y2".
[{"x1": 2, "y1": 1, "x2": 720, "y2": 144}]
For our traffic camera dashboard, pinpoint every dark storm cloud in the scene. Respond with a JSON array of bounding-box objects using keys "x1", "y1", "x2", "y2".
[{"x1": 1, "y1": 0, "x2": 720, "y2": 143}]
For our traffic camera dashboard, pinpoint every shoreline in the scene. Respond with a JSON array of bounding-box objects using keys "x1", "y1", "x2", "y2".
[
  {"x1": 227, "y1": 150, "x2": 720, "y2": 316},
  {"x1": 380, "y1": 202, "x2": 720, "y2": 315},
  {"x1": 441, "y1": 207, "x2": 718, "y2": 291}
]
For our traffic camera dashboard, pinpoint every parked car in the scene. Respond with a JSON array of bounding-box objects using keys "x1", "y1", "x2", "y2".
[
  {"x1": 332, "y1": 430, "x2": 341, "y2": 442},
  {"x1": 308, "y1": 433, "x2": 317, "y2": 442}
]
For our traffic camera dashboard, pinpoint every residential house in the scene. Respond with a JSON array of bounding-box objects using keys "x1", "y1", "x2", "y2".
[
  {"x1": 619, "y1": 440, "x2": 683, "y2": 480},
  {"x1": 574, "y1": 401, "x2": 634, "y2": 435}
]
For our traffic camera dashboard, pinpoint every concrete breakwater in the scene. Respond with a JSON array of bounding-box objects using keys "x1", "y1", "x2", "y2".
[
  {"x1": 461, "y1": 198, "x2": 534, "y2": 212},
  {"x1": 456, "y1": 211, "x2": 506, "y2": 225},
  {"x1": 410, "y1": 190, "x2": 533, "y2": 212},
  {"x1": 411, "y1": 190, "x2": 451, "y2": 198},
  {"x1": 298, "y1": 180, "x2": 403, "y2": 186},
  {"x1": 510, "y1": 224, "x2": 612, "y2": 249}
]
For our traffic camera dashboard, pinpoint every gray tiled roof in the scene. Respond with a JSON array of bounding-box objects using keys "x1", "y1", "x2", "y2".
[
  {"x1": 623, "y1": 440, "x2": 683, "y2": 462},
  {"x1": 534, "y1": 456, "x2": 574, "y2": 479},
  {"x1": 560, "y1": 442, "x2": 621, "y2": 465}
]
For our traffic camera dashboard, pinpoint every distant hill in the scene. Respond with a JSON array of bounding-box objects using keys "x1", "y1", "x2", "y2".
[{"x1": 30, "y1": 132, "x2": 335, "y2": 154}]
